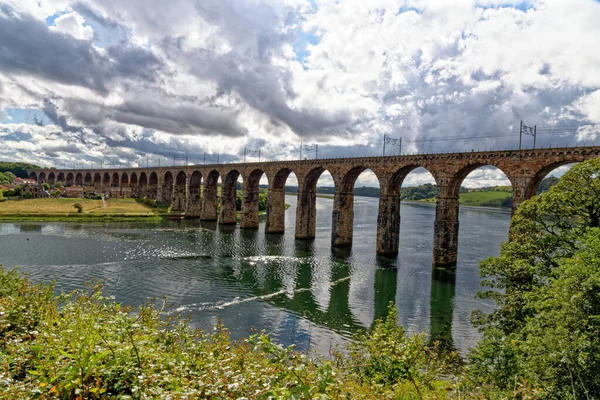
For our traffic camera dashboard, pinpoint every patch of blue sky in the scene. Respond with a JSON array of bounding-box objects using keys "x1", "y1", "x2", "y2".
[
  {"x1": 0, "y1": 108, "x2": 47, "y2": 125},
  {"x1": 478, "y1": 1, "x2": 533, "y2": 12},
  {"x1": 395, "y1": 5, "x2": 423, "y2": 15},
  {"x1": 293, "y1": 31, "x2": 321, "y2": 67},
  {"x1": 44, "y1": 10, "x2": 69, "y2": 26},
  {"x1": 45, "y1": 9, "x2": 124, "y2": 49}
]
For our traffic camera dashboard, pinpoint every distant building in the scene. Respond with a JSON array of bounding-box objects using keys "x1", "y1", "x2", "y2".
[
  {"x1": 15, "y1": 178, "x2": 36, "y2": 185},
  {"x1": 21, "y1": 183, "x2": 43, "y2": 199},
  {"x1": 64, "y1": 186, "x2": 84, "y2": 198}
]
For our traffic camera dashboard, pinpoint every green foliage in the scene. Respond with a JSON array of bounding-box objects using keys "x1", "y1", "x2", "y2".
[
  {"x1": 0, "y1": 190, "x2": 4, "y2": 202},
  {"x1": 469, "y1": 158, "x2": 600, "y2": 398},
  {"x1": 0, "y1": 268, "x2": 458, "y2": 399},
  {"x1": 41, "y1": 182, "x2": 50, "y2": 190},
  {"x1": 401, "y1": 183, "x2": 438, "y2": 201},
  {"x1": 73, "y1": 203, "x2": 83, "y2": 213},
  {"x1": 346, "y1": 304, "x2": 457, "y2": 396},
  {"x1": 235, "y1": 189, "x2": 268, "y2": 211},
  {"x1": 0, "y1": 162, "x2": 40, "y2": 178},
  {"x1": 0, "y1": 171, "x2": 16, "y2": 184}
]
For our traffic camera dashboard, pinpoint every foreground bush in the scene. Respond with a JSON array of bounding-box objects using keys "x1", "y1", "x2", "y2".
[{"x1": 0, "y1": 267, "x2": 458, "y2": 399}]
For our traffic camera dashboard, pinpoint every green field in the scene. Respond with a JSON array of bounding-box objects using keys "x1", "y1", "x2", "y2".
[
  {"x1": 458, "y1": 189, "x2": 512, "y2": 206},
  {"x1": 0, "y1": 198, "x2": 163, "y2": 221}
]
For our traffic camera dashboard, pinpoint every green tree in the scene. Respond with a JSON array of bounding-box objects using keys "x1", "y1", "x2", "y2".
[
  {"x1": 469, "y1": 158, "x2": 600, "y2": 398},
  {"x1": 0, "y1": 162, "x2": 40, "y2": 178},
  {"x1": 73, "y1": 203, "x2": 83, "y2": 213},
  {"x1": 42, "y1": 182, "x2": 50, "y2": 190},
  {"x1": 0, "y1": 189, "x2": 4, "y2": 202},
  {"x1": 3, "y1": 171, "x2": 16, "y2": 184}
]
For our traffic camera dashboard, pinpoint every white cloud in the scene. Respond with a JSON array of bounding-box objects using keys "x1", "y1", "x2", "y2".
[{"x1": 51, "y1": 11, "x2": 94, "y2": 40}]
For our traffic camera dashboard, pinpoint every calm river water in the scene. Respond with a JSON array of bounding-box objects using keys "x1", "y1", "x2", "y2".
[{"x1": 0, "y1": 196, "x2": 510, "y2": 356}]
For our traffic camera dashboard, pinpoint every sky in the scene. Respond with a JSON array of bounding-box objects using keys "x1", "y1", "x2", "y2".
[{"x1": 0, "y1": 0, "x2": 599, "y2": 188}]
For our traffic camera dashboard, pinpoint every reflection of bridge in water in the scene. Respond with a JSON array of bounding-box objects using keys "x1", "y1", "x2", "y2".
[
  {"x1": 29, "y1": 146, "x2": 600, "y2": 268},
  {"x1": 208, "y1": 227, "x2": 458, "y2": 350}
]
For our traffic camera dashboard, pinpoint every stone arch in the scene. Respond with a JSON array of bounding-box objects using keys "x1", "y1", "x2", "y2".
[
  {"x1": 148, "y1": 171, "x2": 158, "y2": 199},
  {"x1": 139, "y1": 172, "x2": 147, "y2": 186},
  {"x1": 339, "y1": 166, "x2": 381, "y2": 192},
  {"x1": 376, "y1": 165, "x2": 437, "y2": 256},
  {"x1": 302, "y1": 166, "x2": 329, "y2": 192},
  {"x1": 38, "y1": 172, "x2": 46, "y2": 183},
  {"x1": 130, "y1": 172, "x2": 138, "y2": 185},
  {"x1": 448, "y1": 163, "x2": 512, "y2": 198},
  {"x1": 387, "y1": 165, "x2": 437, "y2": 194},
  {"x1": 66, "y1": 173, "x2": 74, "y2": 186},
  {"x1": 57, "y1": 172, "x2": 65, "y2": 183},
  {"x1": 524, "y1": 161, "x2": 580, "y2": 199},
  {"x1": 201, "y1": 170, "x2": 220, "y2": 221},
  {"x1": 149, "y1": 171, "x2": 158, "y2": 185},
  {"x1": 111, "y1": 172, "x2": 120, "y2": 187},
  {"x1": 75, "y1": 172, "x2": 83, "y2": 186},
  {"x1": 84, "y1": 172, "x2": 92, "y2": 186},
  {"x1": 220, "y1": 169, "x2": 241, "y2": 224},
  {"x1": 272, "y1": 168, "x2": 293, "y2": 189},
  {"x1": 93, "y1": 172, "x2": 101, "y2": 186},
  {"x1": 138, "y1": 172, "x2": 148, "y2": 197},
  {"x1": 29, "y1": 171, "x2": 37, "y2": 181},
  {"x1": 48, "y1": 172, "x2": 56, "y2": 184},
  {"x1": 173, "y1": 171, "x2": 187, "y2": 211},
  {"x1": 187, "y1": 170, "x2": 202, "y2": 217},
  {"x1": 121, "y1": 172, "x2": 129, "y2": 185},
  {"x1": 162, "y1": 171, "x2": 174, "y2": 204},
  {"x1": 103, "y1": 172, "x2": 110, "y2": 186}
]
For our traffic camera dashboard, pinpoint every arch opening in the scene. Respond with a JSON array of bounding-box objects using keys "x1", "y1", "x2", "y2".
[
  {"x1": 102, "y1": 173, "x2": 110, "y2": 187},
  {"x1": 28, "y1": 171, "x2": 37, "y2": 181},
  {"x1": 66, "y1": 173, "x2": 74, "y2": 186},
  {"x1": 162, "y1": 171, "x2": 174, "y2": 204},
  {"x1": 38, "y1": 172, "x2": 46, "y2": 183},
  {"x1": 111, "y1": 173, "x2": 119, "y2": 187},
  {"x1": 525, "y1": 162, "x2": 576, "y2": 199},
  {"x1": 56, "y1": 172, "x2": 65, "y2": 184},
  {"x1": 75, "y1": 173, "x2": 83, "y2": 186},
  {"x1": 93, "y1": 173, "x2": 101, "y2": 186},
  {"x1": 47, "y1": 172, "x2": 56, "y2": 185},
  {"x1": 84, "y1": 173, "x2": 92, "y2": 186},
  {"x1": 173, "y1": 171, "x2": 187, "y2": 212}
]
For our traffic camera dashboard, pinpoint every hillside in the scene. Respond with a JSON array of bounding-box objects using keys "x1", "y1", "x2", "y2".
[{"x1": 0, "y1": 161, "x2": 40, "y2": 178}]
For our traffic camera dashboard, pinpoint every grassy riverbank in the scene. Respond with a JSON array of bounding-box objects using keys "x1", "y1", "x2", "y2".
[{"x1": 0, "y1": 198, "x2": 164, "y2": 221}]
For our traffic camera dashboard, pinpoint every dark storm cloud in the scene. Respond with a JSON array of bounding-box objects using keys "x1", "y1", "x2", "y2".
[
  {"x1": 0, "y1": 5, "x2": 162, "y2": 93},
  {"x1": 167, "y1": 43, "x2": 351, "y2": 138},
  {"x1": 61, "y1": 94, "x2": 249, "y2": 138}
]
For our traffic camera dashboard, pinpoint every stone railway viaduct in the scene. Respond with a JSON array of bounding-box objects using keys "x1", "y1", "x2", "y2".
[{"x1": 28, "y1": 146, "x2": 600, "y2": 269}]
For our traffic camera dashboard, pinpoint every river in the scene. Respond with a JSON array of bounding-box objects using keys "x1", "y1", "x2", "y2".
[{"x1": 0, "y1": 195, "x2": 510, "y2": 356}]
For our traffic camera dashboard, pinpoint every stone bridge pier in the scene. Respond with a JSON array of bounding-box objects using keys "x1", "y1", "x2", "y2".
[{"x1": 201, "y1": 171, "x2": 219, "y2": 221}]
